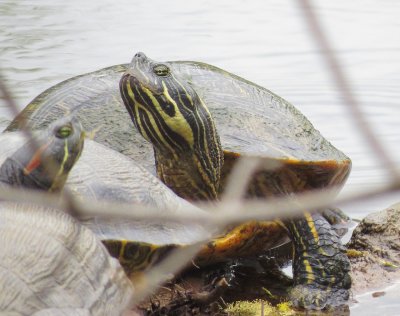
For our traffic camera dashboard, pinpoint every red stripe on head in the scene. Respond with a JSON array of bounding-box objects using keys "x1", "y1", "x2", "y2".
[{"x1": 23, "y1": 142, "x2": 52, "y2": 175}]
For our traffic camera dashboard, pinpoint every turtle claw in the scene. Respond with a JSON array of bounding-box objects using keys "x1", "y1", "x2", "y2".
[{"x1": 289, "y1": 285, "x2": 350, "y2": 311}]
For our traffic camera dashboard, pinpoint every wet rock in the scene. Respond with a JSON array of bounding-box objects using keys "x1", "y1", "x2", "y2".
[{"x1": 347, "y1": 203, "x2": 400, "y2": 294}]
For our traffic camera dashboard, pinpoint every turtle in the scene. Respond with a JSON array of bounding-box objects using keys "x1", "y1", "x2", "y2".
[
  {"x1": 0, "y1": 116, "x2": 210, "y2": 275},
  {"x1": 0, "y1": 204, "x2": 134, "y2": 316},
  {"x1": 6, "y1": 54, "x2": 352, "y2": 309},
  {"x1": 118, "y1": 52, "x2": 353, "y2": 309},
  {"x1": 1, "y1": 114, "x2": 287, "y2": 280},
  {"x1": 0, "y1": 115, "x2": 84, "y2": 192},
  {"x1": 0, "y1": 118, "x2": 134, "y2": 315}
]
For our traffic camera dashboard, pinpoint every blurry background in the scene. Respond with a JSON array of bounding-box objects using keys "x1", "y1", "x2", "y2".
[{"x1": 0, "y1": 0, "x2": 399, "y2": 215}]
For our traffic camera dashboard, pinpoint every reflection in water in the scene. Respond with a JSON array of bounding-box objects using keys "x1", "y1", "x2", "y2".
[{"x1": 0, "y1": 1, "x2": 400, "y2": 312}]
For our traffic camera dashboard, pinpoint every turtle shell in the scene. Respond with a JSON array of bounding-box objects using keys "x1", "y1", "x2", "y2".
[
  {"x1": 0, "y1": 203, "x2": 133, "y2": 315},
  {"x1": 6, "y1": 62, "x2": 351, "y2": 192},
  {"x1": 68, "y1": 138, "x2": 212, "y2": 246},
  {"x1": 66, "y1": 140, "x2": 287, "y2": 275}
]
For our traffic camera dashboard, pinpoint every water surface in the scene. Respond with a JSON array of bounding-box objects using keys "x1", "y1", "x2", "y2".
[{"x1": 1, "y1": 0, "x2": 399, "y2": 313}]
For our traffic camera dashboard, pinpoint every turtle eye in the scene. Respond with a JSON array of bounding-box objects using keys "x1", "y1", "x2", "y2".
[
  {"x1": 153, "y1": 64, "x2": 170, "y2": 77},
  {"x1": 56, "y1": 125, "x2": 72, "y2": 138}
]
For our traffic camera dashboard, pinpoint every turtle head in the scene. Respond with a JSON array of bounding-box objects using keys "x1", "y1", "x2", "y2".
[
  {"x1": 0, "y1": 116, "x2": 85, "y2": 192},
  {"x1": 120, "y1": 52, "x2": 223, "y2": 201}
]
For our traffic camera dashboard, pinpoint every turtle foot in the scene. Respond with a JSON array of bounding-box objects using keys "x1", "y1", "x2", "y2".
[
  {"x1": 290, "y1": 250, "x2": 352, "y2": 310},
  {"x1": 289, "y1": 285, "x2": 350, "y2": 311}
]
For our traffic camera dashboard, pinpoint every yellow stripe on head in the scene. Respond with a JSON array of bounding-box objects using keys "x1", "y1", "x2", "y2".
[
  {"x1": 120, "y1": 53, "x2": 224, "y2": 201},
  {"x1": 49, "y1": 138, "x2": 69, "y2": 192},
  {"x1": 161, "y1": 81, "x2": 194, "y2": 147}
]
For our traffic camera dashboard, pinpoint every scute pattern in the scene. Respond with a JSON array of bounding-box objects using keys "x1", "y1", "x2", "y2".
[{"x1": 0, "y1": 203, "x2": 134, "y2": 315}]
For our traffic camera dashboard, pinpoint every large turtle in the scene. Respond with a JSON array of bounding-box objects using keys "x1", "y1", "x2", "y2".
[
  {"x1": 118, "y1": 52, "x2": 352, "y2": 309},
  {"x1": 6, "y1": 54, "x2": 352, "y2": 309},
  {"x1": 0, "y1": 118, "x2": 134, "y2": 315}
]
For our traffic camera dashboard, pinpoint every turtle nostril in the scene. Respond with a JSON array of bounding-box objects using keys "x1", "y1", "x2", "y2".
[{"x1": 134, "y1": 52, "x2": 146, "y2": 59}]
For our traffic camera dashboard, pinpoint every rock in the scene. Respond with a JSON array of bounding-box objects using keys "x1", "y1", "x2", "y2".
[{"x1": 347, "y1": 203, "x2": 400, "y2": 294}]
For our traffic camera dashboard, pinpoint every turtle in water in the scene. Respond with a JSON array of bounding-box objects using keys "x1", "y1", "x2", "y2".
[
  {"x1": 0, "y1": 117, "x2": 134, "y2": 315},
  {"x1": 6, "y1": 54, "x2": 351, "y2": 309},
  {"x1": 119, "y1": 52, "x2": 352, "y2": 309}
]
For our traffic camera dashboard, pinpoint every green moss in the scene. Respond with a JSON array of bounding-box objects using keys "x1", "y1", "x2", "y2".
[
  {"x1": 346, "y1": 249, "x2": 366, "y2": 258},
  {"x1": 225, "y1": 300, "x2": 295, "y2": 316},
  {"x1": 379, "y1": 259, "x2": 399, "y2": 269}
]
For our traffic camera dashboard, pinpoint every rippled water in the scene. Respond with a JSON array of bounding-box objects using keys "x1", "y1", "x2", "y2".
[{"x1": 1, "y1": 0, "x2": 400, "y2": 313}]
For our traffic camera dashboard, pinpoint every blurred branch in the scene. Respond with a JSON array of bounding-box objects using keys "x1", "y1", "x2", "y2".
[
  {"x1": 1, "y1": 179, "x2": 399, "y2": 226},
  {"x1": 295, "y1": 0, "x2": 400, "y2": 180}
]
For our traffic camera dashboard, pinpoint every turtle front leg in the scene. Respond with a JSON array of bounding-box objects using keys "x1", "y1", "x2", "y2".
[{"x1": 285, "y1": 211, "x2": 351, "y2": 310}]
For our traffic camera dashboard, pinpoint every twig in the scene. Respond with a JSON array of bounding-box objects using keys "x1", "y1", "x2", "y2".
[
  {"x1": 295, "y1": 0, "x2": 400, "y2": 180},
  {"x1": 1, "y1": 180, "x2": 399, "y2": 225}
]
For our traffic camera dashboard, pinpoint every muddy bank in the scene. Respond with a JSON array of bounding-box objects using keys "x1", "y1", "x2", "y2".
[{"x1": 136, "y1": 204, "x2": 400, "y2": 315}]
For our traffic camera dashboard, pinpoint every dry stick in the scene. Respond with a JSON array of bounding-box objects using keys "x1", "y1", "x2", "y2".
[
  {"x1": 218, "y1": 156, "x2": 283, "y2": 221},
  {"x1": 1, "y1": 180, "x2": 399, "y2": 226},
  {"x1": 221, "y1": 156, "x2": 262, "y2": 201},
  {"x1": 295, "y1": 0, "x2": 400, "y2": 180},
  {"x1": 192, "y1": 181, "x2": 400, "y2": 224},
  {"x1": 0, "y1": 73, "x2": 82, "y2": 216},
  {"x1": 216, "y1": 156, "x2": 262, "y2": 219}
]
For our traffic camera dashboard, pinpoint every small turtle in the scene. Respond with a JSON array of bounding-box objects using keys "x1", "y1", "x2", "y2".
[
  {"x1": 0, "y1": 118, "x2": 134, "y2": 315},
  {"x1": 119, "y1": 52, "x2": 352, "y2": 309},
  {"x1": 0, "y1": 116, "x2": 84, "y2": 191},
  {"x1": 0, "y1": 117, "x2": 212, "y2": 277}
]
